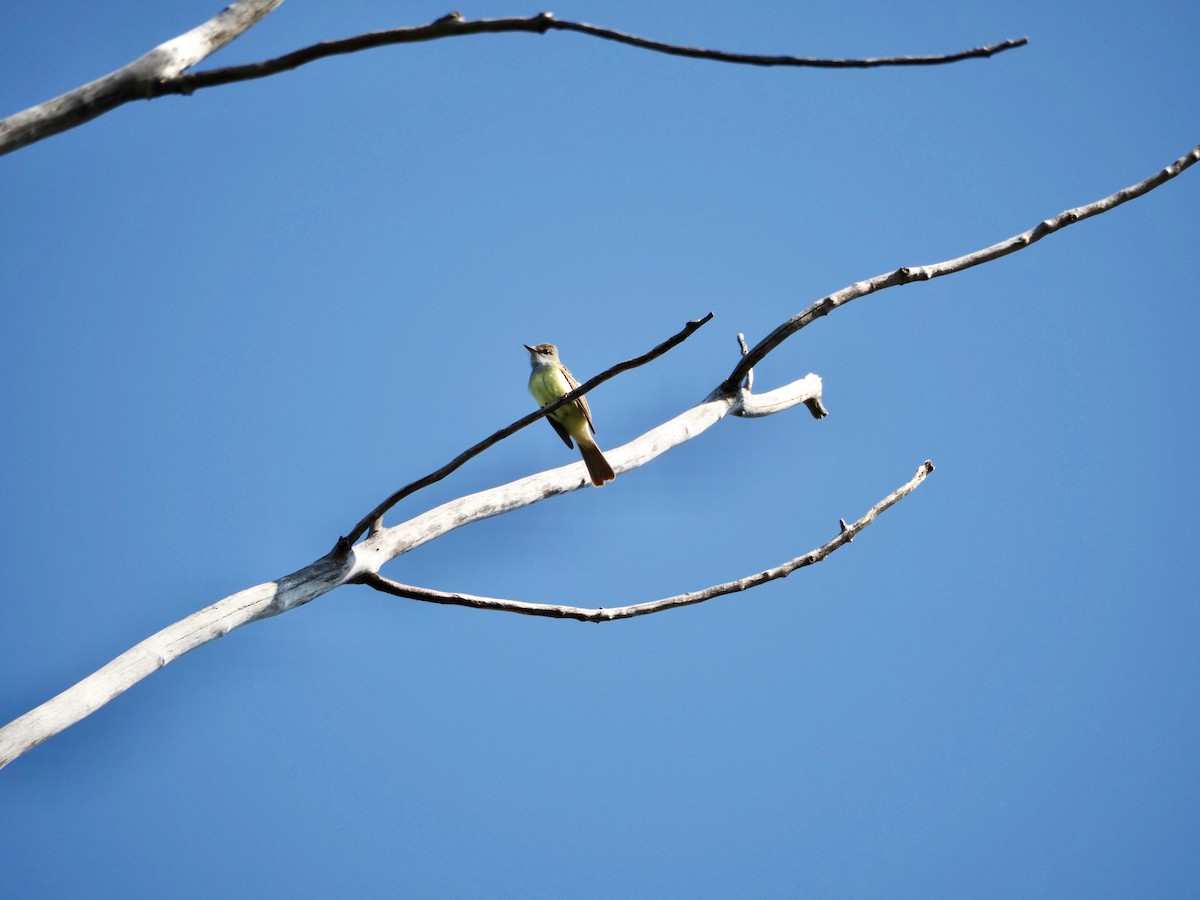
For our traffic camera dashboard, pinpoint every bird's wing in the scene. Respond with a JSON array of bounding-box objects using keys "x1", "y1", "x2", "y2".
[
  {"x1": 561, "y1": 364, "x2": 596, "y2": 435},
  {"x1": 546, "y1": 414, "x2": 574, "y2": 449}
]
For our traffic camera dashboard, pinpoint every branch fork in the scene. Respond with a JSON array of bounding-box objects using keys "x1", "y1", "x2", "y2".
[
  {"x1": 2, "y1": 4, "x2": 1028, "y2": 157},
  {"x1": 2, "y1": 2, "x2": 1194, "y2": 769},
  {"x1": 355, "y1": 460, "x2": 934, "y2": 622}
]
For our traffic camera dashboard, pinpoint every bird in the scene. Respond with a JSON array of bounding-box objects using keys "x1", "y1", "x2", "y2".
[{"x1": 524, "y1": 342, "x2": 616, "y2": 487}]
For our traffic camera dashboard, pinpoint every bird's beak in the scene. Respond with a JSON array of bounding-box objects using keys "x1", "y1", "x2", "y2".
[{"x1": 523, "y1": 344, "x2": 535, "y2": 353}]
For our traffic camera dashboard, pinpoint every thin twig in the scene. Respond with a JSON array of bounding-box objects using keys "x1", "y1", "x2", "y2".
[
  {"x1": 344, "y1": 313, "x2": 713, "y2": 544},
  {"x1": 173, "y1": 13, "x2": 1027, "y2": 92},
  {"x1": 736, "y1": 333, "x2": 754, "y2": 392},
  {"x1": 549, "y1": 19, "x2": 1026, "y2": 68},
  {"x1": 358, "y1": 461, "x2": 934, "y2": 621},
  {"x1": 721, "y1": 143, "x2": 1200, "y2": 392}
]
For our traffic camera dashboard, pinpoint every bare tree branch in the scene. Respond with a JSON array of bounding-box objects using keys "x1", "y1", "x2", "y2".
[
  {"x1": 173, "y1": 13, "x2": 1027, "y2": 93},
  {"x1": 348, "y1": 372, "x2": 828, "y2": 573},
  {"x1": 721, "y1": 142, "x2": 1200, "y2": 392},
  {"x1": 734, "y1": 374, "x2": 827, "y2": 418},
  {"x1": 732, "y1": 334, "x2": 827, "y2": 419},
  {"x1": 345, "y1": 312, "x2": 714, "y2": 544},
  {"x1": 0, "y1": 544, "x2": 352, "y2": 770},
  {"x1": 0, "y1": 0, "x2": 283, "y2": 156},
  {"x1": 2, "y1": 143, "x2": 1191, "y2": 768},
  {"x1": 0, "y1": 366, "x2": 824, "y2": 769},
  {"x1": 357, "y1": 460, "x2": 935, "y2": 621},
  {"x1": 1, "y1": 7, "x2": 1027, "y2": 157}
]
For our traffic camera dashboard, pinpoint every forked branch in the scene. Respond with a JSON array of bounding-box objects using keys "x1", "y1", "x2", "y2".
[
  {"x1": 1, "y1": 144, "x2": 1193, "y2": 769},
  {"x1": 1, "y1": 6, "x2": 1027, "y2": 157},
  {"x1": 358, "y1": 461, "x2": 935, "y2": 621}
]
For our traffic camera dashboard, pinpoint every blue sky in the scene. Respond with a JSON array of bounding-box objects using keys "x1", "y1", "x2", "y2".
[{"x1": 2, "y1": 1, "x2": 1197, "y2": 896}]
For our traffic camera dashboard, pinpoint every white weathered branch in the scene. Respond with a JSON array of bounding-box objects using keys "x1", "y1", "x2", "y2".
[
  {"x1": 360, "y1": 460, "x2": 935, "y2": 621},
  {"x1": 349, "y1": 388, "x2": 739, "y2": 572},
  {"x1": 733, "y1": 373, "x2": 824, "y2": 417},
  {"x1": 0, "y1": 546, "x2": 347, "y2": 769},
  {"x1": 0, "y1": 0, "x2": 283, "y2": 156}
]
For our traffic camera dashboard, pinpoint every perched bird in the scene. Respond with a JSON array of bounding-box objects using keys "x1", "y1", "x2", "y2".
[{"x1": 525, "y1": 342, "x2": 616, "y2": 487}]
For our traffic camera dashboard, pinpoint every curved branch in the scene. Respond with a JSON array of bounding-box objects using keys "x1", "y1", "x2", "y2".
[
  {"x1": 721, "y1": 142, "x2": 1200, "y2": 392},
  {"x1": 174, "y1": 13, "x2": 1027, "y2": 92},
  {"x1": 357, "y1": 460, "x2": 934, "y2": 621},
  {"x1": 2, "y1": 7, "x2": 1027, "y2": 157},
  {"x1": 548, "y1": 20, "x2": 1025, "y2": 68},
  {"x1": 733, "y1": 373, "x2": 826, "y2": 418},
  {"x1": 344, "y1": 312, "x2": 713, "y2": 544}
]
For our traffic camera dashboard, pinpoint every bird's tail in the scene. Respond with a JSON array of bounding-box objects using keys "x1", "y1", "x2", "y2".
[{"x1": 578, "y1": 438, "x2": 616, "y2": 487}]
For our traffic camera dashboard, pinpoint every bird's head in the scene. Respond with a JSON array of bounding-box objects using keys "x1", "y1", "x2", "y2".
[{"x1": 524, "y1": 343, "x2": 559, "y2": 366}]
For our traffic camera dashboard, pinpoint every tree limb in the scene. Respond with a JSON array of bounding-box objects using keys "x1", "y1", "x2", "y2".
[
  {"x1": 1, "y1": 7, "x2": 1027, "y2": 157},
  {"x1": 0, "y1": 0, "x2": 283, "y2": 156},
  {"x1": 356, "y1": 460, "x2": 935, "y2": 622},
  {"x1": 721, "y1": 142, "x2": 1200, "y2": 392},
  {"x1": 0, "y1": 544, "x2": 351, "y2": 769},
  {"x1": 172, "y1": 13, "x2": 1027, "y2": 94}
]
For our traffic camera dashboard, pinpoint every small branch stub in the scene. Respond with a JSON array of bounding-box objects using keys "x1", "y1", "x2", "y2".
[{"x1": 737, "y1": 333, "x2": 755, "y2": 392}]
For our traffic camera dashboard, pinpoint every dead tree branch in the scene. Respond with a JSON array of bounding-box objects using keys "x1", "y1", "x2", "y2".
[
  {"x1": 722, "y1": 142, "x2": 1200, "y2": 392},
  {"x1": 0, "y1": 364, "x2": 821, "y2": 770},
  {"x1": 172, "y1": 14, "x2": 1027, "y2": 93},
  {"x1": 0, "y1": 0, "x2": 283, "y2": 156},
  {"x1": 1, "y1": 7, "x2": 1026, "y2": 157},
  {"x1": 345, "y1": 373, "x2": 826, "y2": 578},
  {"x1": 357, "y1": 460, "x2": 935, "y2": 621},
  {"x1": 1, "y1": 144, "x2": 1191, "y2": 770}
]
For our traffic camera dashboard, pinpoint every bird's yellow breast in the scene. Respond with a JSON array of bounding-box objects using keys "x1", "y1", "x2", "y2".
[
  {"x1": 529, "y1": 363, "x2": 590, "y2": 437},
  {"x1": 528, "y1": 364, "x2": 572, "y2": 407}
]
